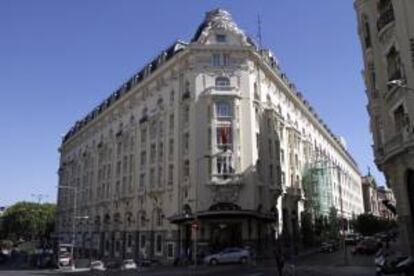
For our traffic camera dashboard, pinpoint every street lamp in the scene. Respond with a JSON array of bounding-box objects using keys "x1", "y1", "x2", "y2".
[{"x1": 58, "y1": 185, "x2": 77, "y2": 267}]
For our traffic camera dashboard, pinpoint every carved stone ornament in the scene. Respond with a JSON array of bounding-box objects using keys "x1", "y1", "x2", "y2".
[
  {"x1": 194, "y1": 9, "x2": 252, "y2": 47},
  {"x1": 210, "y1": 183, "x2": 242, "y2": 203}
]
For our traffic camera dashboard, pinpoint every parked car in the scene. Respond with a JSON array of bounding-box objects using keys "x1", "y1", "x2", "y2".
[
  {"x1": 120, "y1": 259, "x2": 137, "y2": 270},
  {"x1": 344, "y1": 234, "x2": 359, "y2": 245},
  {"x1": 58, "y1": 252, "x2": 71, "y2": 267},
  {"x1": 204, "y1": 247, "x2": 250, "y2": 265},
  {"x1": 90, "y1": 260, "x2": 106, "y2": 271},
  {"x1": 352, "y1": 238, "x2": 380, "y2": 255},
  {"x1": 320, "y1": 240, "x2": 339, "y2": 253}
]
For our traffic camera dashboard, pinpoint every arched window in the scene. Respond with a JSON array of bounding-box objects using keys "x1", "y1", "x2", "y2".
[{"x1": 215, "y1": 77, "x2": 230, "y2": 87}]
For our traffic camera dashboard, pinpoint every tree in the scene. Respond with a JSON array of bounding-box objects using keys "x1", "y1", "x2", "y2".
[
  {"x1": 353, "y1": 213, "x2": 397, "y2": 236},
  {"x1": 0, "y1": 202, "x2": 56, "y2": 245}
]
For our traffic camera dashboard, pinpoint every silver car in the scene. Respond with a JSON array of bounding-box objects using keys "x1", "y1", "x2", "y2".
[
  {"x1": 204, "y1": 247, "x2": 250, "y2": 265},
  {"x1": 90, "y1": 260, "x2": 106, "y2": 271},
  {"x1": 121, "y1": 259, "x2": 137, "y2": 270}
]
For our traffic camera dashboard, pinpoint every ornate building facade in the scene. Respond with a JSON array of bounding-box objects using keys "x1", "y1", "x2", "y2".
[
  {"x1": 57, "y1": 9, "x2": 364, "y2": 262},
  {"x1": 355, "y1": 0, "x2": 414, "y2": 255}
]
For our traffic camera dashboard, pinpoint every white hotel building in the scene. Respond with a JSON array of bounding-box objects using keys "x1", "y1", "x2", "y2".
[{"x1": 56, "y1": 9, "x2": 364, "y2": 261}]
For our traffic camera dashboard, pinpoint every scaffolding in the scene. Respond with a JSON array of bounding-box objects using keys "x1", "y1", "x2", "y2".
[{"x1": 302, "y1": 159, "x2": 334, "y2": 218}]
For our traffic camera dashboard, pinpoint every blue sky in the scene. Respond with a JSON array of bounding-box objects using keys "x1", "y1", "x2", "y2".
[{"x1": 0, "y1": 0, "x2": 383, "y2": 206}]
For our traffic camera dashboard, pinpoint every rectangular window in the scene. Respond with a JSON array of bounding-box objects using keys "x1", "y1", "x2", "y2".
[
  {"x1": 216, "y1": 102, "x2": 231, "y2": 118},
  {"x1": 140, "y1": 151, "x2": 146, "y2": 168},
  {"x1": 183, "y1": 159, "x2": 190, "y2": 178},
  {"x1": 212, "y1": 53, "x2": 220, "y2": 67},
  {"x1": 129, "y1": 155, "x2": 134, "y2": 173},
  {"x1": 183, "y1": 132, "x2": 189, "y2": 153},
  {"x1": 155, "y1": 234, "x2": 162, "y2": 253},
  {"x1": 139, "y1": 173, "x2": 145, "y2": 188},
  {"x1": 167, "y1": 243, "x2": 174, "y2": 259},
  {"x1": 150, "y1": 168, "x2": 155, "y2": 188},
  {"x1": 223, "y1": 53, "x2": 229, "y2": 66},
  {"x1": 170, "y1": 90, "x2": 175, "y2": 104},
  {"x1": 159, "y1": 142, "x2": 164, "y2": 162},
  {"x1": 183, "y1": 105, "x2": 190, "y2": 125},
  {"x1": 116, "y1": 161, "x2": 121, "y2": 177},
  {"x1": 216, "y1": 125, "x2": 233, "y2": 149},
  {"x1": 169, "y1": 114, "x2": 174, "y2": 134},
  {"x1": 141, "y1": 127, "x2": 147, "y2": 145},
  {"x1": 140, "y1": 235, "x2": 146, "y2": 248},
  {"x1": 168, "y1": 164, "x2": 173, "y2": 185},
  {"x1": 150, "y1": 144, "x2": 156, "y2": 163}
]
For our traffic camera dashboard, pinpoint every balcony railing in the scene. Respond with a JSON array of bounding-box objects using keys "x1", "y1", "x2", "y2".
[{"x1": 377, "y1": 7, "x2": 395, "y2": 32}]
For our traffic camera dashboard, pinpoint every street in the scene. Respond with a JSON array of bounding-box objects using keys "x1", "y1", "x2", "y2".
[{"x1": 0, "y1": 246, "x2": 377, "y2": 276}]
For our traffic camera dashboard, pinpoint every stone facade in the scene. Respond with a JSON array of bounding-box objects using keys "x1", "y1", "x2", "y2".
[
  {"x1": 57, "y1": 9, "x2": 364, "y2": 262},
  {"x1": 361, "y1": 174, "x2": 380, "y2": 216},
  {"x1": 354, "y1": 0, "x2": 414, "y2": 255}
]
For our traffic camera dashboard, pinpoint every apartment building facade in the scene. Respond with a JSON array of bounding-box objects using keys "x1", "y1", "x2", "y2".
[{"x1": 355, "y1": 0, "x2": 414, "y2": 254}]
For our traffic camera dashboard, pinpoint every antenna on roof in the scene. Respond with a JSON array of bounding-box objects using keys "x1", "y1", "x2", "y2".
[{"x1": 257, "y1": 14, "x2": 263, "y2": 49}]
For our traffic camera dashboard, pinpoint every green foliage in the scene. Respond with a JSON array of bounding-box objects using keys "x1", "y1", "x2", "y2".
[
  {"x1": 353, "y1": 213, "x2": 397, "y2": 236},
  {"x1": 0, "y1": 239, "x2": 13, "y2": 249},
  {"x1": 0, "y1": 202, "x2": 56, "y2": 243}
]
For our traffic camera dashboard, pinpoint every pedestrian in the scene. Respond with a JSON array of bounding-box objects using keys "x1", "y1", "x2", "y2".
[{"x1": 274, "y1": 246, "x2": 284, "y2": 276}]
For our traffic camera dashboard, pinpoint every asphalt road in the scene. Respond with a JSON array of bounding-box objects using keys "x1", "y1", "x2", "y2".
[{"x1": 0, "y1": 246, "x2": 377, "y2": 276}]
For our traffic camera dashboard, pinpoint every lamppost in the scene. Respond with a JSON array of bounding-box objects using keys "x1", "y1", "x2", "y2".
[{"x1": 58, "y1": 185, "x2": 77, "y2": 267}]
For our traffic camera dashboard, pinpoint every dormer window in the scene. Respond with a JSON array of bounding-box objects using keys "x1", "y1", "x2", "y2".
[{"x1": 216, "y1": 34, "x2": 226, "y2": 43}]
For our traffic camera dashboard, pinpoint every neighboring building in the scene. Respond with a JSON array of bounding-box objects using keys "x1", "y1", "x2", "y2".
[
  {"x1": 354, "y1": 0, "x2": 414, "y2": 254},
  {"x1": 377, "y1": 186, "x2": 396, "y2": 219},
  {"x1": 361, "y1": 174, "x2": 380, "y2": 216},
  {"x1": 57, "y1": 9, "x2": 364, "y2": 262}
]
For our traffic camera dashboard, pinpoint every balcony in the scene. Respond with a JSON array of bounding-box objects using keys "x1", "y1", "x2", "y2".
[
  {"x1": 384, "y1": 132, "x2": 403, "y2": 154},
  {"x1": 377, "y1": 7, "x2": 395, "y2": 32}
]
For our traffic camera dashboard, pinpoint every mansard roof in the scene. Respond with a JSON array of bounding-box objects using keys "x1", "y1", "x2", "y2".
[{"x1": 62, "y1": 40, "x2": 187, "y2": 143}]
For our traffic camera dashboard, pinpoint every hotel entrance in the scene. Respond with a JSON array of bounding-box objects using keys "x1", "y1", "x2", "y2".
[{"x1": 210, "y1": 222, "x2": 242, "y2": 251}]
